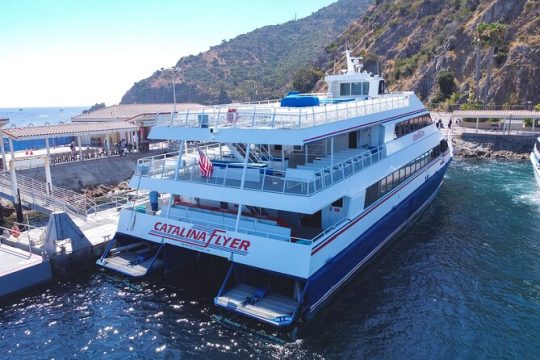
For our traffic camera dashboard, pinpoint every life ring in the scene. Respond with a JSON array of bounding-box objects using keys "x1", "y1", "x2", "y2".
[
  {"x1": 11, "y1": 225, "x2": 20, "y2": 238},
  {"x1": 226, "y1": 108, "x2": 238, "y2": 123}
]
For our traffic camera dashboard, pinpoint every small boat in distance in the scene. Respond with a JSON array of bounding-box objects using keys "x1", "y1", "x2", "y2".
[
  {"x1": 531, "y1": 136, "x2": 540, "y2": 187},
  {"x1": 97, "y1": 49, "x2": 452, "y2": 330}
]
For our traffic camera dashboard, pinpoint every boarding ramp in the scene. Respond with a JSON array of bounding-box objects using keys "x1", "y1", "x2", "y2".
[
  {"x1": 0, "y1": 171, "x2": 96, "y2": 219},
  {"x1": 96, "y1": 234, "x2": 164, "y2": 277},
  {"x1": 215, "y1": 284, "x2": 298, "y2": 327}
]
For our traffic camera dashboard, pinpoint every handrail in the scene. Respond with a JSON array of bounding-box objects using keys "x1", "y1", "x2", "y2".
[
  {"x1": 156, "y1": 94, "x2": 410, "y2": 130},
  {"x1": 0, "y1": 222, "x2": 45, "y2": 259},
  {"x1": 0, "y1": 172, "x2": 96, "y2": 218},
  {"x1": 128, "y1": 206, "x2": 311, "y2": 244},
  {"x1": 133, "y1": 144, "x2": 386, "y2": 197}
]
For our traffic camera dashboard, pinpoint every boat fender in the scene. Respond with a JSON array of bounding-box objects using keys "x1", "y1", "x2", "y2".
[
  {"x1": 11, "y1": 225, "x2": 20, "y2": 238},
  {"x1": 226, "y1": 108, "x2": 238, "y2": 123}
]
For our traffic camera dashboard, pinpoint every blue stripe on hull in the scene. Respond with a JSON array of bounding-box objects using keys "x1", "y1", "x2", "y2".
[{"x1": 304, "y1": 161, "x2": 450, "y2": 319}]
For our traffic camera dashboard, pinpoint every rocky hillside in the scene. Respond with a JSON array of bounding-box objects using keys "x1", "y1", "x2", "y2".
[
  {"x1": 121, "y1": 0, "x2": 372, "y2": 105},
  {"x1": 319, "y1": 0, "x2": 540, "y2": 105}
]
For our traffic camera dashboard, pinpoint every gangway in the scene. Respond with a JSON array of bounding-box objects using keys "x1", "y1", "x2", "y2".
[{"x1": 0, "y1": 172, "x2": 96, "y2": 219}]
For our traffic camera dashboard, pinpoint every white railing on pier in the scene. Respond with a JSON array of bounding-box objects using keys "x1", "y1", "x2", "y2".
[
  {"x1": 134, "y1": 145, "x2": 386, "y2": 197},
  {"x1": 0, "y1": 172, "x2": 96, "y2": 218},
  {"x1": 156, "y1": 95, "x2": 410, "y2": 130}
]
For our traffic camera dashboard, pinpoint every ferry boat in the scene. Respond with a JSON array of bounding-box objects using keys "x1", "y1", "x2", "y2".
[
  {"x1": 531, "y1": 136, "x2": 540, "y2": 187},
  {"x1": 97, "y1": 50, "x2": 452, "y2": 329}
]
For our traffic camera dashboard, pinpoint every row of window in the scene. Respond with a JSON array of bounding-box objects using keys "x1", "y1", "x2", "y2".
[
  {"x1": 364, "y1": 140, "x2": 449, "y2": 208},
  {"x1": 340, "y1": 82, "x2": 370, "y2": 96},
  {"x1": 394, "y1": 115, "x2": 433, "y2": 139}
]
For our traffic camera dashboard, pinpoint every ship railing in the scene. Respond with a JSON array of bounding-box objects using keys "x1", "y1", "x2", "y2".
[
  {"x1": 134, "y1": 144, "x2": 386, "y2": 197},
  {"x1": 124, "y1": 203, "x2": 350, "y2": 246},
  {"x1": 89, "y1": 190, "x2": 146, "y2": 213},
  {"x1": 157, "y1": 95, "x2": 409, "y2": 130}
]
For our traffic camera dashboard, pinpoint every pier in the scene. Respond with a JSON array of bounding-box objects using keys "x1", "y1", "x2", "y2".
[{"x1": 0, "y1": 120, "x2": 158, "y2": 297}]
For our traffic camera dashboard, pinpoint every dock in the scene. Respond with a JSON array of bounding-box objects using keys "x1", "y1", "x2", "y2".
[{"x1": 0, "y1": 232, "x2": 51, "y2": 298}]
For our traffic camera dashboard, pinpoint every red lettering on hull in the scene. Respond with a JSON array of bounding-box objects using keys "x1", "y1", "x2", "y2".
[{"x1": 149, "y1": 222, "x2": 251, "y2": 254}]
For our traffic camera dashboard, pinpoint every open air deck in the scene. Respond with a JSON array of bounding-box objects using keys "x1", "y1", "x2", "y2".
[
  {"x1": 154, "y1": 94, "x2": 410, "y2": 130},
  {"x1": 133, "y1": 144, "x2": 386, "y2": 197}
]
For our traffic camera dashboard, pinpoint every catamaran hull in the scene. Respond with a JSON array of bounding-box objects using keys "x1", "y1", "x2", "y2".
[
  {"x1": 531, "y1": 152, "x2": 540, "y2": 188},
  {"x1": 300, "y1": 160, "x2": 450, "y2": 322},
  {"x1": 214, "y1": 160, "x2": 450, "y2": 327}
]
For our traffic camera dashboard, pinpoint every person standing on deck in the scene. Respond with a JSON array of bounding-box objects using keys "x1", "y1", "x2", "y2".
[{"x1": 149, "y1": 191, "x2": 160, "y2": 215}]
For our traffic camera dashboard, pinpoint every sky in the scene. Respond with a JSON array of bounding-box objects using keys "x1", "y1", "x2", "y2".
[{"x1": 0, "y1": 0, "x2": 337, "y2": 108}]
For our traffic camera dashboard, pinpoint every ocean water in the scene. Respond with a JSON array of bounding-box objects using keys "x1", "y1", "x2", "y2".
[
  {"x1": 0, "y1": 107, "x2": 85, "y2": 127},
  {"x1": 1, "y1": 160, "x2": 540, "y2": 359},
  {"x1": 0, "y1": 107, "x2": 86, "y2": 151}
]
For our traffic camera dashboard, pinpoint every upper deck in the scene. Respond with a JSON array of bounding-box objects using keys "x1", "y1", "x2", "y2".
[
  {"x1": 156, "y1": 94, "x2": 409, "y2": 130},
  {"x1": 150, "y1": 94, "x2": 420, "y2": 145}
]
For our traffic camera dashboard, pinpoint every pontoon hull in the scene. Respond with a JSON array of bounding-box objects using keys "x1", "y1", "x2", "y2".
[{"x1": 215, "y1": 160, "x2": 450, "y2": 326}]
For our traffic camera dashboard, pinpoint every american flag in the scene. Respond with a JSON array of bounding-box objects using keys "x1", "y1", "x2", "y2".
[{"x1": 197, "y1": 148, "x2": 213, "y2": 177}]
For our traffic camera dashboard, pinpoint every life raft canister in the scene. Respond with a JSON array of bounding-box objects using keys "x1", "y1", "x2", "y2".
[
  {"x1": 11, "y1": 224, "x2": 20, "y2": 238},
  {"x1": 226, "y1": 108, "x2": 238, "y2": 123}
]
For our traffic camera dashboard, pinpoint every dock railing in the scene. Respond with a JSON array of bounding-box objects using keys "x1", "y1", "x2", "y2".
[
  {"x1": 156, "y1": 95, "x2": 409, "y2": 130},
  {"x1": 0, "y1": 172, "x2": 96, "y2": 218},
  {"x1": 0, "y1": 222, "x2": 46, "y2": 259},
  {"x1": 134, "y1": 144, "x2": 386, "y2": 197}
]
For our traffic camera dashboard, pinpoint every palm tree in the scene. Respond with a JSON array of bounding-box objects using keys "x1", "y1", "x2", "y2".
[{"x1": 476, "y1": 22, "x2": 506, "y2": 104}]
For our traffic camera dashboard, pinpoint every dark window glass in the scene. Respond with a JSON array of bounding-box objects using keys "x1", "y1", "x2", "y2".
[
  {"x1": 351, "y1": 83, "x2": 363, "y2": 95},
  {"x1": 332, "y1": 198, "x2": 343, "y2": 207},
  {"x1": 340, "y1": 83, "x2": 351, "y2": 96}
]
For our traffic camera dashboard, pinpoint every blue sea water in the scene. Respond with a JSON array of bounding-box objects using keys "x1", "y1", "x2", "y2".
[
  {"x1": 1, "y1": 160, "x2": 539, "y2": 359},
  {"x1": 0, "y1": 107, "x2": 85, "y2": 127},
  {"x1": 0, "y1": 107, "x2": 85, "y2": 151}
]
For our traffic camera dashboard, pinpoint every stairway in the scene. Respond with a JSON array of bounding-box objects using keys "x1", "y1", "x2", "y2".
[{"x1": 226, "y1": 143, "x2": 269, "y2": 163}]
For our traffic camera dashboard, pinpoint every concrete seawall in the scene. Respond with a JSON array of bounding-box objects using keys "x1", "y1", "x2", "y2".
[
  {"x1": 19, "y1": 150, "x2": 165, "y2": 191},
  {"x1": 451, "y1": 133, "x2": 536, "y2": 160}
]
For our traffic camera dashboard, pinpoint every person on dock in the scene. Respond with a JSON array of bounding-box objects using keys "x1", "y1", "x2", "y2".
[
  {"x1": 70, "y1": 141, "x2": 77, "y2": 160},
  {"x1": 448, "y1": 119, "x2": 452, "y2": 129},
  {"x1": 149, "y1": 191, "x2": 160, "y2": 215}
]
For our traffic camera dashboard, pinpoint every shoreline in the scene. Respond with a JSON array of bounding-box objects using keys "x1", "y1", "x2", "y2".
[{"x1": 450, "y1": 133, "x2": 534, "y2": 160}]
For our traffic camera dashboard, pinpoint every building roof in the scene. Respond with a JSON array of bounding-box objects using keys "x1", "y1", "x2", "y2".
[
  {"x1": 451, "y1": 110, "x2": 540, "y2": 119},
  {"x1": 71, "y1": 103, "x2": 202, "y2": 122},
  {"x1": 2, "y1": 121, "x2": 139, "y2": 140}
]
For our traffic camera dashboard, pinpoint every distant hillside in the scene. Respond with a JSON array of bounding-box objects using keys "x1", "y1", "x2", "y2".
[
  {"x1": 121, "y1": 0, "x2": 372, "y2": 105},
  {"x1": 318, "y1": 0, "x2": 540, "y2": 105}
]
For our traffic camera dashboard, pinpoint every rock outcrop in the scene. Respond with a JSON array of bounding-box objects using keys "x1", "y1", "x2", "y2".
[
  {"x1": 451, "y1": 133, "x2": 535, "y2": 160},
  {"x1": 320, "y1": 0, "x2": 540, "y2": 105},
  {"x1": 121, "y1": 0, "x2": 371, "y2": 105}
]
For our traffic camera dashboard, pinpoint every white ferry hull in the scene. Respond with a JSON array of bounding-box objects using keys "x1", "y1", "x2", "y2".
[
  {"x1": 214, "y1": 159, "x2": 450, "y2": 327},
  {"x1": 531, "y1": 152, "x2": 540, "y2": 188}
]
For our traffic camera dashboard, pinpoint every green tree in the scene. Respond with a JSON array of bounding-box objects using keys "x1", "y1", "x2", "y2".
[
  {"x1": 292, "y1": 67, "x2": 324, "y2": 93},
  {"x1": 217, "y1": 87, "x2": 231, "y2": 104},
  {"x1": 82, "y1": 102, "x2": 106, "y2": 114},
  {"x1": 437, "y1": 71, "x2": 456, "y2": 101}
]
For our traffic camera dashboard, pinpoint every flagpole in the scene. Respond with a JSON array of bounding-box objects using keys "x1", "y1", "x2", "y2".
[{"x1": 235, "y1": 143, "x2": 251, "y2": 232}]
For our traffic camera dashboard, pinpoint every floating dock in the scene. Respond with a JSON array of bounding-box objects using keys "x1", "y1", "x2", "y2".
[{"x1": 0, "y1": 240, "x2": 51, "y2": 298}]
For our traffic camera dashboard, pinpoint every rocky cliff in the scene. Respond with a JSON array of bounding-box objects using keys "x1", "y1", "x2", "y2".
[
  {"x1": 319, "y1": 0, "x2": 540, "y2": 105},
  {"x1": 121, "y1": 0, "x2": 539, "y2": 106},
  {"x1": 121, "y1": 0, "x2": 372, "y2": 105}
]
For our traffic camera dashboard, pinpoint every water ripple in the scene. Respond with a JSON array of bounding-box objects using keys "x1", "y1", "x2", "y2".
[{"x1": 1, "y1": 160, "x2": 540, "y2": 358}]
